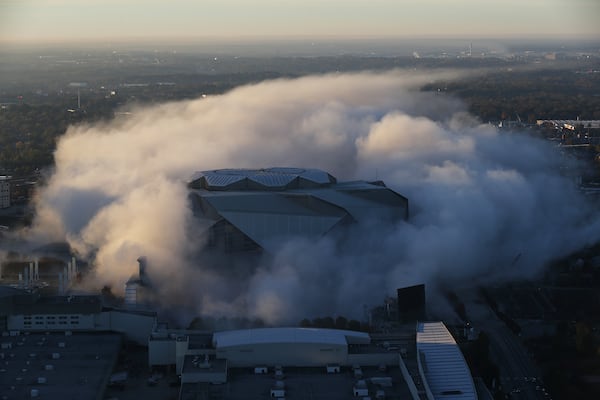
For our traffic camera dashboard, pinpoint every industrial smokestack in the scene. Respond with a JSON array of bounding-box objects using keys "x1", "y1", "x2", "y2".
[
  {"x1": 24, "y1": 267, "x2": 29, "y2": 286},
  {"x1": 124, "y1": 280, "x2": 138, "y2": 308},
  {"x1": 137, "y1": 256, "x2": 147, "y2": 281},
  {"x1": 34, "y1": 259, "x2": 39, "y2": 281},
  {"x1": 58, "y1": 272, "x2": 63, "y2": 294},
  {"x1": 71, "y1": 257, "x2": 77, "y2": 277}
]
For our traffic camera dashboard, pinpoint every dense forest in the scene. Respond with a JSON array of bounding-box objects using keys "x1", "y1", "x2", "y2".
[{"x1": 435, "y1": 68, "x2": 600, "y2": 122}]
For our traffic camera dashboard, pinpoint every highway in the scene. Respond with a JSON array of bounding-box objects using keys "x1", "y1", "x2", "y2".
[{"x1": 463, "y1": 291, "x2": 552, "y2": 400}]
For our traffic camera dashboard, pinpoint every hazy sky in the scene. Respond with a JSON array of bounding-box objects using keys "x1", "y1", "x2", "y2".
[{"x1": 1, "y1": 0, "x2": 598, "y2": 43}]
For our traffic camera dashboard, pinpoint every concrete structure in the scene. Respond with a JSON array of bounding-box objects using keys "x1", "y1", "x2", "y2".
[
  {"x1": 0, "y1": 176, "x2": 10, "y2": 209},
  {"x1": 537, "y1": 119, "x2": 600, "y2": 130},
  {"x1": 0, "y1": 331, "x2": 121, "y2": 400},
  {"x1": 154, "y1": 326, "x2": 421, "y2": 399},
  {"x1": 213, "y1": 327, "x2": 370, "y2": 367},
  {"x1": 0, "y1": 286, "x2": 156, "y2": 345},
  {"x1": 397, "y1": 284, "x2": 426, "y2": 323},
  {"x1": 416, "y1": 321, "x2": 477, "y2": 400},
  {"x1": 179, "y1": 365, "x2": 414, "y2": 400},
  {"x1": 188, "y1": 168, "x2": 408, "y2": 253},
  {"x1": 150, "y1": 326, "x2": 406, "y2": 379},
  {"x1": 181, "y1": 355, "x2": 227, "y2": 384}
]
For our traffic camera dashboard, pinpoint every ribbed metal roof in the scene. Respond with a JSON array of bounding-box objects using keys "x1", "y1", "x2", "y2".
[
  {"x1": 220, "y1": 211, "x2": 343, "y2": 252},
  {"x1": 213, "y1": 327, "x2": 370, "y2": 348},
  {"x1": 187, "y1": 167, "x2": 409, "y2": 253},
  {"x1": 416, "y1": 322, "x2": 477, "y2": 400},
  {"x1": 249, "y1": 172, "x2": 298, "y2": 188},
  {"x1": 203, "y1": 173, "x2": 246, "y2": 188},
  {"x1": 189, "y1": 168, "x2": 336, "y2": 190}
]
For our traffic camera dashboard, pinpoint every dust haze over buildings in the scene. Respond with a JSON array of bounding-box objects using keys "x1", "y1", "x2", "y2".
[
  {"x1": 0, "y1": 1, "x2": 600, "y2": 323},
  {"x1": 5, "y1": 68, "x2": 596, "y2": 325}
]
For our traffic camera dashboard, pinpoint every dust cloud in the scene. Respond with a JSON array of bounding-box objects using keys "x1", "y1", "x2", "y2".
[{"x1": 21, "y1": 70, "x2": 600, "y2": 324}]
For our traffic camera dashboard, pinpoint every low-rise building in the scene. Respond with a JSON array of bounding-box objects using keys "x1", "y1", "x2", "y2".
[
  {"x1": 0, "y1": 176, "x2": 10, "y2": 208},
  {"x1": 0, "y1": 286, "x2": 156, "y2": 345}
]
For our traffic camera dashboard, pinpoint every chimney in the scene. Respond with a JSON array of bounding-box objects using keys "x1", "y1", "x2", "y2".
[{"x1": 137, "y1": 256, "x2": 147, "y2": 281}]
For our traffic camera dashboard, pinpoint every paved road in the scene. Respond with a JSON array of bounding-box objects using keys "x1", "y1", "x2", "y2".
[{"x1": 461, "y1": 290, "x2": 552, "y2": 400}]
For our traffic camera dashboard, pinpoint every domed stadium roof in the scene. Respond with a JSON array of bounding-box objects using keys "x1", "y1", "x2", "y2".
[
  {"x1": 189, "y1": 168, "x2": 336, "y2": 191},
  {"x1": 187, "y1": 167, "x2": 408, "y2": 253}
]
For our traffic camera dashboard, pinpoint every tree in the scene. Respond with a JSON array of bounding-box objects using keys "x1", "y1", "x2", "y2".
[
  {"x1": 335, "y1": 316, "x2": 348, "y2": 330},
  {"x1": 299, "y1": 318, "x2": 311, "y2": 327},
  {"x1": 348, "y1": 320, "x2": 361, "y2": 331}
]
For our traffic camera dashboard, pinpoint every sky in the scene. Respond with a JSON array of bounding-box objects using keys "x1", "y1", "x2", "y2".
[{"x1": 0, "y1": 0, "x2": 599, "y2": 44}]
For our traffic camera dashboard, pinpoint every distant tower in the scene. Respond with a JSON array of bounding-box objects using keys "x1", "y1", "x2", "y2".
[
  {"x1": 137, "y1": 256, "x2": 147, "y2": 281},
  {"x1": 469, "y1": 43, "x2": 473, "y2": 57},
  {"x1": 68, "y1": 82, "x2": 87, "y2": 110}
]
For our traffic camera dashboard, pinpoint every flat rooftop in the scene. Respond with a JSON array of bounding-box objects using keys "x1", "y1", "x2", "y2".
[
  {"x1": 180, "y1": 365, "x2": 412, "y2": 400},
  {"x1": 182, "y1": 356, "x2": 227, "y2": 376},
  {"x1": 188, "y1": 334, "x2": 213, "y2": 350},
  {"x1": 0, "y1": 331, "x2": 121, "y2": 400}
]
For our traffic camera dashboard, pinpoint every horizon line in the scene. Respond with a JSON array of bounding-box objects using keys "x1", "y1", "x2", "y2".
[{"x1": 1, "y1": 33, "x2": 599, "y2": 46}]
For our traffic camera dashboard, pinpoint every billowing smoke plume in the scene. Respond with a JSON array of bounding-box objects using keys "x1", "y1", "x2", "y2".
[{"x1": 24, "y1": 70, "x2": 600, "y2": 324}]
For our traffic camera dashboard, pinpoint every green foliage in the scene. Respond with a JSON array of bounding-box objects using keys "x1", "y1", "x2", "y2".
[{"x1": 432, "y1": 68, "x2": 600, "y2": 121}]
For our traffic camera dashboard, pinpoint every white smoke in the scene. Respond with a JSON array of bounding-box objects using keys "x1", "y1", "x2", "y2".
[{"x1": 23, "y1": 69, "x2": 600, "y2": 325}]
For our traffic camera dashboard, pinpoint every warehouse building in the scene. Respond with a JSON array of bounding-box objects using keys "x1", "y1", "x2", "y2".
[
  {"x1": 150, "y1": 323, "x2": 476, "y2": 399},
  {"x1": 213, "y1": 327, "x2": 372, "y2": 367},
  {"x1": 0, "y1": 285, "x2": 156, "y2": 345},
  {"x1": 149, "y1": 327, "x2": 399, "y2": 375},
  {"x1": 149, "y1": 326, "x2": 419, "y2": 399},
  {"x1": 0, "y1": 331, "x2": 121, "y2": 400}
]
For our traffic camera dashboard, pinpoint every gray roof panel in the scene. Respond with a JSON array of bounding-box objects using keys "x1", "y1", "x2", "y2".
[
  {"x1": 190, "y1": 168, "x2": 337, "y2": 190},
  {"x1": 220, "y1": 211, "x2": 343, "y2": 252},
  {"x1": 416, "y1": 322, "x2": 477, "y2": 400},
  {"x1": 203, "y1": 173, "x2": 246, "y2": 188},
  {"x1": 249, "y1": 173, "x2": 297, "y2": 188}
]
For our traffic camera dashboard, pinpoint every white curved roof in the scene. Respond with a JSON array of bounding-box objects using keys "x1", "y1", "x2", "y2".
[
  {"x1": 213, "y1": 327, "x2": 370, "y2": 348},
  {"x1": 416, "y1": 322, "x2": 477, "y2": 400}
]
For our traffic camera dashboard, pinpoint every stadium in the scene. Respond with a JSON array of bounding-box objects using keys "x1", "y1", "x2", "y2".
[{"x1": 187, "y1": 167, "x2": 409, "y2": 253}]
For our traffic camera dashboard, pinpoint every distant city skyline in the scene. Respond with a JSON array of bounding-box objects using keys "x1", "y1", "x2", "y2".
[{"x1": 0, "y1": 0, "x2": 599, "y2": 44}]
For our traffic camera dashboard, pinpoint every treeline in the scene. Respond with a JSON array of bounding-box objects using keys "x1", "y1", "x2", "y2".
[
  {"x1": 0, "y1": 71, "x2": 286, "y2": 175},
  {"x1": 427, "y1": 68, "x2": 600, "y2": 122},
  {"x1": 0, "y1": 99, "x2": 117, "y2": 175},
  {"x1": 299, "y1": 316, "x2": 370, "y2": 332},
  {"x1": 3, "y1": 61, "x2": 600, "y2": 176}
]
